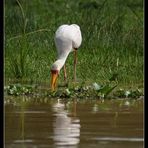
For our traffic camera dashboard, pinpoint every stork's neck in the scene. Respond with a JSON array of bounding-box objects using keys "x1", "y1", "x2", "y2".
[{"x1": 51, "y1": 51, "x2": 70, "y2": 72}]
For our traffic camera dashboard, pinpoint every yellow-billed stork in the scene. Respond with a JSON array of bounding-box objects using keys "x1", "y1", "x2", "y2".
[{"x1": 50, "y1": 24, "x2": 82, "y2": 91}]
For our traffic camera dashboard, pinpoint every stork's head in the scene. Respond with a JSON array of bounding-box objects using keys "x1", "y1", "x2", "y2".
[{"x1": 50, "y1": 54, "x2": 68, "y2": 91}]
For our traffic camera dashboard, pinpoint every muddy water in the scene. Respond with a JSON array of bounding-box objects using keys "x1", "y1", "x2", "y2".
[{"x1": 5, "y1": 98, "x2": 144, "y2": 148}]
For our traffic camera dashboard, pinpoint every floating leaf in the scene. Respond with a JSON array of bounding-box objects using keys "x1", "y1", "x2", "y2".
[
  {"x1": 65, "y1": 88, "x2": 71, "y2": 95},
  {"x1": 92, "y1": 82, "x2": 101, "y2": 91},
  {"x1": 124, "y1": 90, "x2": 131, "y2": 97},
  {"x1": 4, "y1": 84, "x2": 36, "y2": 96}
]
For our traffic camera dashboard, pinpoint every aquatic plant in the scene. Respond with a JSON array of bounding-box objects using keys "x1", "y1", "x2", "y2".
[
  {"x1": 113, "y1": 88, "x2": 143, "y2": 98},
  {"x1": 4, "y1": 81, "x2": 143, "y2": 99},
  {"x1": 4, "y1": 84, "x2": 37, "y2": 96}
]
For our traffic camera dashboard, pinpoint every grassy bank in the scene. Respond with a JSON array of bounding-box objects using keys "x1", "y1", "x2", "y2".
[{"x1": 5, "y1": 0, "x2": 144, "y2": 89}]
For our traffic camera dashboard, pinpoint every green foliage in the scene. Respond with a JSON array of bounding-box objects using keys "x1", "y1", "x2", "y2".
[
  {"x1": 113, "y1": 88, "x2": 143, "y2": 98},
  {"x1": 8, "y1": 37, "x2": 30, "y2": 79},
  {"x1": 96, "y1": 84, "x2": 117, "y2": 98},
  {"x1": 4, "y1": 84, "x2": 37, "y2": 96},
  {"x1": 5, "y1": 0, "x2": 144, "y2": 86},
  {"x1": 4, "y1": 81, "x2": 143, "y2": 99}
]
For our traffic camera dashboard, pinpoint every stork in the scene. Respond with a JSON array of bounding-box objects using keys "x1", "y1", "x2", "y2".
[{"x1": 50, "y1": 24, "x2": 82, "y2": 91}]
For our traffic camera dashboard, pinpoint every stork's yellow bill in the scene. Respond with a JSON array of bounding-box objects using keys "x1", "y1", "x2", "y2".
[{"x1": 50, "y1": 70, "x2": 58, "y2": 91}]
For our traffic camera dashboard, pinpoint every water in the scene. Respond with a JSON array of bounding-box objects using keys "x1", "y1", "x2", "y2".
[{"x1": 5, "y1": 97, "x2": 144, "y2": 148}]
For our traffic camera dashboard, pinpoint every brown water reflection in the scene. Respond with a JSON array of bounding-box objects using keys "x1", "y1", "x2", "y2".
[{"x1": 5, "y1": 97, "x2": 144, "y2": 148}]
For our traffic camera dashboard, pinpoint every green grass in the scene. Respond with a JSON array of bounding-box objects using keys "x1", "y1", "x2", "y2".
[{"x1": 5, "y1": 0, "x2": 144, "y2": 88}]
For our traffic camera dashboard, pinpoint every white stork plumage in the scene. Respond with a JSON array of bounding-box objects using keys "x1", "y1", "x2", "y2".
[{"x1": 50, "y1": 24, "x2": 82, "y2": 91}]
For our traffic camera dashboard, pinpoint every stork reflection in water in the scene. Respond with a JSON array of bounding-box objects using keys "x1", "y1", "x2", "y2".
[{"x1": 52, "y1": 99, "x2": 80, "y2": 147}]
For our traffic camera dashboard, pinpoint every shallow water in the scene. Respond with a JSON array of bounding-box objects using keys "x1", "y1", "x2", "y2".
[{"x1": 5, "y1": 97, "x2": 144, "y2": 148}]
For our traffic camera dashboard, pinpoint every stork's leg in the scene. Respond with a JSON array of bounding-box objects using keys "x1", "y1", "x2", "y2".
[
  {"x1": 74, "y1": 49, "x2": 77, "y2": 82},
  {"x1": 63, "y1": 64, "x2": 67, "y2": 82}
]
